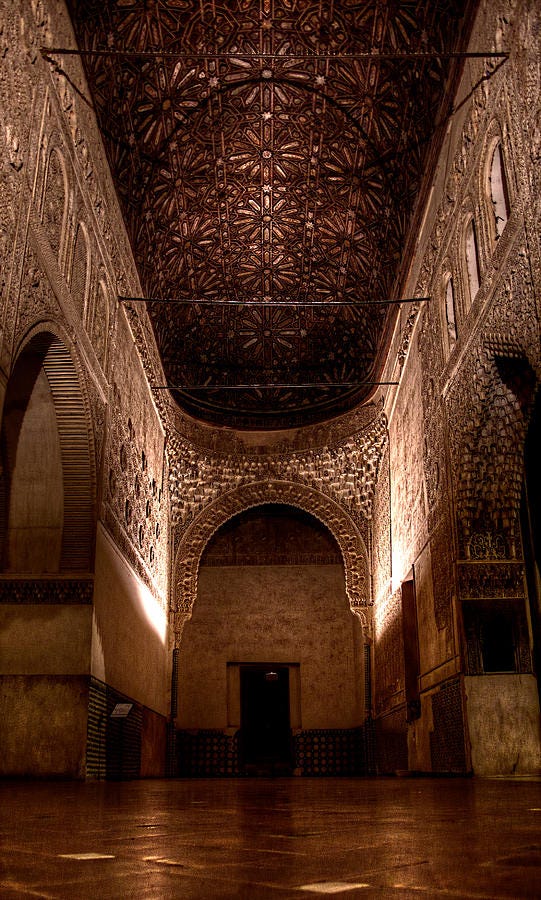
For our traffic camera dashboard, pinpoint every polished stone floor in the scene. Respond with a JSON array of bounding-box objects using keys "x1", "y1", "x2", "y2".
[{"x1": 2, "y1": 776, "x2": 541, "y2": 898}]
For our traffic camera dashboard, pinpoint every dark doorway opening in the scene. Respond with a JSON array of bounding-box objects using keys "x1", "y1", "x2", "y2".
[{"x1": 240, "y1": 665, "x2": 292, "y2": 775}]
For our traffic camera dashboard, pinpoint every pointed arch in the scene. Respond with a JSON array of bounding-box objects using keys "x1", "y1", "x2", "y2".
[{"x1": 172, "y1": 480, "x2": 370, "y2": 638}]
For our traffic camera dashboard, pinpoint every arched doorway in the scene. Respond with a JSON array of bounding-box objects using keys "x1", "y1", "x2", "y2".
[
  {"x1": 0, "y1": 328, "x2": 95, "y2": 777},
  {"x1": 0, "y1": 335, "x2": 63, "y2": 572},
  {"x1": 175, "y1": 503, "x2": 368, "y2": 776},
  {"x1": 0, "y1": 329, "x2": 95, "y2": 573}
]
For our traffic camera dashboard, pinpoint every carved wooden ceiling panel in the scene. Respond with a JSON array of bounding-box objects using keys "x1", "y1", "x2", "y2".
[{"x1": 68, "y1": 0, "x2": 472, "y2": 429}]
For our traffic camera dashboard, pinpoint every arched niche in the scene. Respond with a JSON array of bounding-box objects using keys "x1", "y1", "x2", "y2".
[
  {"x1": 176, "y1": 500, "x2": 367, "y2": 749},
  {"x1": 487, "y1": 140, "x2": 510, "y2": 241},
  {"x1": 464, "y1": 215, "x2": 481, "y2": 307},
  {"x1": 0, "y1": 327, "x2": 95, "y2": 573},
  {"x1": 172, "y1": 479, "x2": 370, "y2": 640},
  {"x1": 443, "y1": 271, "x2": 458, "y2": 355}
]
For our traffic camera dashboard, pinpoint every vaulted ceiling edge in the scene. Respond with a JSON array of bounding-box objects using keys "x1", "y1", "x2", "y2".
[
  {"x1": 67, "y1": 0, "x2": 474, "y2": 429},
  {"x1": 167, "y1": 393, "x2": 386, "y2": 455}
]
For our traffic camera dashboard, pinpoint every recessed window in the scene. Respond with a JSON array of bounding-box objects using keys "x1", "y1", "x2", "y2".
[
  {"x1": 480, "y1": 609, "x2": 516, "y2": 672},
  {"x1": 445, "y1": 276, "x2": 457, "y2": 347},
  {"x1": 465, "y1": 218, "x2": 481, "y2": 305},
  {"x1": 489, "y1": 141, "x2": 510, "y2": 239},
  {"x1": 462, "y1": 600, "x2": 527, "y2": 675}
]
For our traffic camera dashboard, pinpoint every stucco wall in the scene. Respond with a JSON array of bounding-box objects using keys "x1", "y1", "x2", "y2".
[
  {"x1": 0, "y1": 604, "x2": 92, "y2": 674},
  {"x1": 178, "y1": 564, "x2": 363, "y2": 731},
  {"x1": 0, "y1": 603, "x2": 92, "y2": 777},
  {"x1": 0, "y1": 675, "x2": 89, "y2": 777},
  {"x1": 92, "y1": 525, "x2": 169, "y2": 717},
  {"x1": 465, "y1": 675, "x2": 541, "y2": 775}
]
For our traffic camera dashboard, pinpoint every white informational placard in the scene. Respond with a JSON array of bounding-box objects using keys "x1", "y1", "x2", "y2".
[{"x1": 110, "y1": 703, "x2": 133, "y2": 719}]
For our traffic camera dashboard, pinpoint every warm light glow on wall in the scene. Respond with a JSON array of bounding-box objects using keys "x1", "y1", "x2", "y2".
[
  {"x1": 374, "y1": 591, "x2": 401, "y2": 641},
  {"x1": 391, "y1": 545, "x2": 410, "y2": 595},
  {"x1": 134, "y1": 580, "x2": 167, "y2": 645}
]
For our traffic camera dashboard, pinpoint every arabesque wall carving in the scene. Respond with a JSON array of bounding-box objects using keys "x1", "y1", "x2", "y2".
[
  {"x1": 172, "y1": 480, "x2": 371, "y2": 641},
  {"x1": 447, "y1": 311, "x2": 539, "y2": 562},
  {"x1": 168, "y1": 406, "x2": 388, "y2": 543},
  {"x1": 405, "y1": 0, "x2": 541, "y2": 585},
  {"x1": 373, "y1": 0, "x2": 541, "y2": 771},
  {"x1": 457, "y1": 561, "x2": 525, "y2": 600},
  {"x1": 0, "y1": 0, "x2": 172, "y2": 601},
  {"x1": 103, "y1": 379, "x2": 168, "y2": 601}
]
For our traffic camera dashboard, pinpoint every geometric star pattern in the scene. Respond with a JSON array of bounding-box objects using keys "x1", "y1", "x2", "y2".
[{"x1": 68, "y1": 0, "x2": 471, "y2": 428}]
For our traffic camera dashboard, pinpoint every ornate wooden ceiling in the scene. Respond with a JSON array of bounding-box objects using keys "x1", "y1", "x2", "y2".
[{"x1": 68, "y1": 0, "x2": 472, "y2": 429}]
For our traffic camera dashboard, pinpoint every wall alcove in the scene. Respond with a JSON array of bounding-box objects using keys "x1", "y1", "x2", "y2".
[
  {"x1": 0, "y1": 330, "x2": 94, "y2": 574},
  {"x1": 0, "y1": 329, "x2": 95, "y2": 777},
  {"x1": 176, "y1": 503, "x2": 370, "y2": 776}
]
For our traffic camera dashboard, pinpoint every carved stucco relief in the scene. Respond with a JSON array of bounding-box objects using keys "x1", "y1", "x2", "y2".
[
  {"x1": 404, "y1": 0, "x2": 541, "y2": 611},
  {"x1": 447, "y1": 297, "x2": 539, "y2": 560},
  {"x1": 103, "y1": 377, "x2": 168, "y2": 602},
  {"x1": 172, "y1": 479, "x2": 371, "y2": 642},
  {"x1": 168, "y1": 409, "x2": 388, "y2": 536}
]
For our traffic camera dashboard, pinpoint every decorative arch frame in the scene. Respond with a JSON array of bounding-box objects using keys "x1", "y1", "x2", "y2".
[
  {"x1": 461, "y1": 205, "x2": 482, "y2": 312},
  {"x1": 478, "y1": 117, "x2": 514, "y2": 248},
  {"x1": 69, "y1": 220, "x2": 92, "y2": 324},
  {"x1": 440, "y1": 260, "x2": 458, "y2": 358},
  {"x1": 90, "y1": 276, "x2": 111, "y2": 371},
  {"x1": 6, "y1": 320, "x2": 97, "y2": 571},
  {"x1": 484, "y1": 138, "x2": 511, "y2": 248},
  {"x1": 172, "y1": 480, "x2": 371, "y2": 641},
  {"x1": 39, "y1": 142, "x2": 70, "y2": 266}
]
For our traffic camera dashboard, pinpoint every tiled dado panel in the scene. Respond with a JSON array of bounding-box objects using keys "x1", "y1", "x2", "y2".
[
  {"x1": 176, "y1": 726, "x2": 372, "y2": 776},
  {"x1": 87, "y1": 677, "x2": 167, "y2": 780},
  {"x1": 87, "y1": 677, "x2": 142, "y2": 780},
  {"x1": 0, "y1": 578, "x2": 93, "y2": 604}
]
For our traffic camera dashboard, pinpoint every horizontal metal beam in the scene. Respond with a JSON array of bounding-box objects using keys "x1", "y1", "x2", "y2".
[
  {"x1": 42, "y1": 48, "x2": 509, "y2": 62},
  {"x1": 120, "y1": 296, "x2": 428, "y2": 307},
  {"x1": 152, "y1": 382, "x2": 399, "y2": 390}
]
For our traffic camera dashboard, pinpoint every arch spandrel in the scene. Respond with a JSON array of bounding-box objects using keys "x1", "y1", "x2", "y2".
[{"x1": 172, "y1": 480, "x2": 371, "y2": 641}]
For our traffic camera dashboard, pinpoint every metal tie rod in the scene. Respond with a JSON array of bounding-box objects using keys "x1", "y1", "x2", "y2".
[
  {"x1": 120, "y1": 296, "x2": 429, "y2": 307},
  {"x1": 42, "y1": 48, "x2": 508, "y2": 62},
  {"x1": 152, "y1": 382, "x2": 399, "y2": 390}
]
